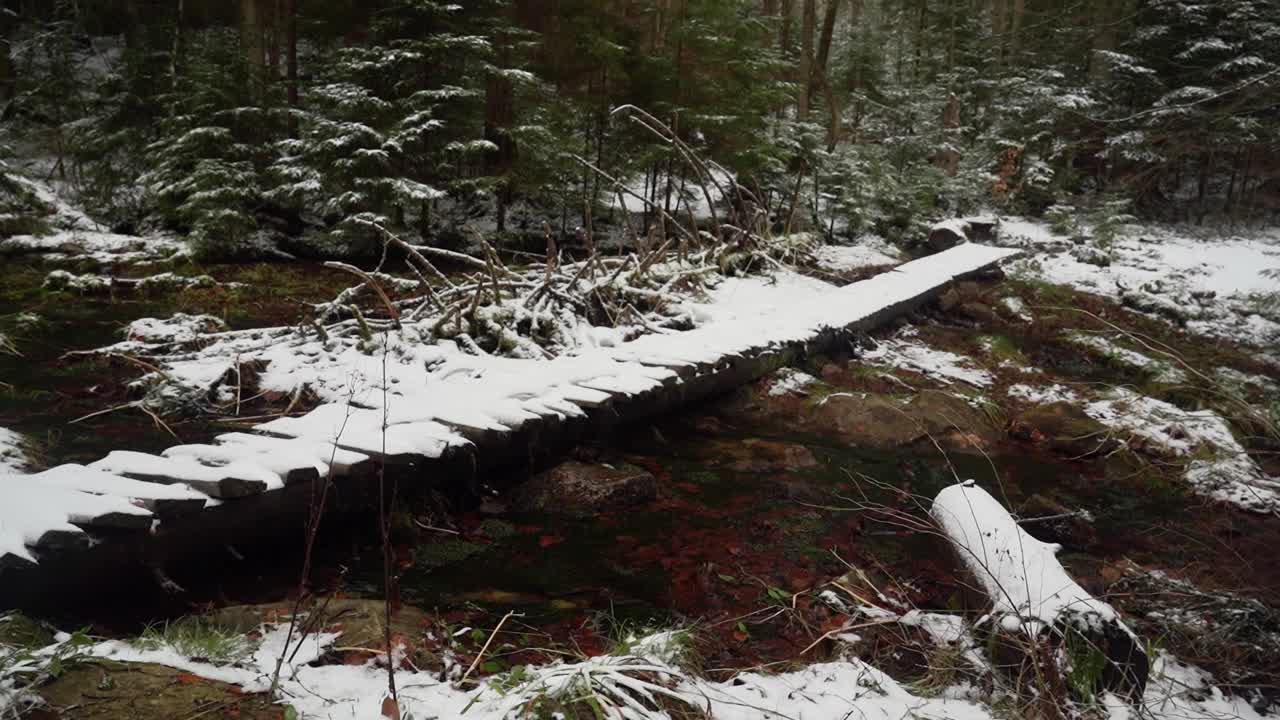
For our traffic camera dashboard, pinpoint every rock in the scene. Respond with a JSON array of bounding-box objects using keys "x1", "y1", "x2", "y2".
[
  {"x1": 693, "y1": 415, "x2": 724, "y2": 434},
  {"x1": 958, "y1": 301, "x2": 999, "y2": 326},
  {"x1": 966, "y1": 218, "x2": 998, "y2": 242},
  {"x1": 927, "y1": 220, "x2": 969, "y2": 253},
  {"x1": 810, "y1": 392, "x2": 1000, "y2": 451},
  {"x1": 727, "y1": 438, "x2": 820, "y2": 473},
  {"x1": 938, "y1": 287, "x2": 961, "y2": 312},
  {"x1": 1121, "y1": 290, "x2": 1193, "y2": 325},
  {"x1": 820, "y1": 363, "x2": 844, "y2": 382},
  {"x1": 1011, "y1": 402, "x2": 1121, "y2": 458},
  {"x1": 203, "y1": 598, "x2": 437, "y2": 668},
  {"x1": 1071, "y1": 245, "x2": 1111, "y2": 267},
  {"x1": 508, "y1": 461, "x2": 657, "y2": 516},
  {"x1": 39, "y1": 661, "x2": 283, "y2": 720}
]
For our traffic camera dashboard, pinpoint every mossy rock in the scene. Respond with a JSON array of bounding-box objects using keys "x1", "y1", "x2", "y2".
[
  {"x1": 201, "y1": 598, "x2": 437, "y2": 668},
  {"x1": 416, "y1": 538, "x2": 487, "y2": 568},
  {"x1": 477, "y1": 518, "x2": 517, "y2": 539},
  {"x1": 507, "y1": 461, "x2": 657, "y2": 517},
  {"x1": 37, "y1": 660, "x2": 283, "y2": 720},
  {"x1": 809, "y1": 391, "x2": 1001, "y2": 451},
  {"x1": 1011, "y1": 401, "x2": 1121, "y2": 458}
]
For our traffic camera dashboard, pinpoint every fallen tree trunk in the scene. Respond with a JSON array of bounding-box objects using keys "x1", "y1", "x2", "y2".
[{"x1": 931, "y1": 482, "x2": 1148, "y2": 706}]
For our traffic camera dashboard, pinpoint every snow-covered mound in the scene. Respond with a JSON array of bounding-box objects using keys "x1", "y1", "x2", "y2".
[{"x1": 1004, "y1": 220, "x2": 1280, "y2": 348}]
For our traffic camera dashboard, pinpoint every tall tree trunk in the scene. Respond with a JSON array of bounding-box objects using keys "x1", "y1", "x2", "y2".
[
  {"x1": 285, "y1": 0, "x2": 297, "y2": 134},
  {"x1": 1008, "y1": 0, "x2": 1024, "y2": 59},
  {"x1": 171, "y1": 0, "x2": 184, "y2": 93},
  {"x1": 779, "y1": 0, "x2": 794, "y2": 58},
  {"x1": 798, "y1": 0, "x2": 815, "y2": 121},
  {"x1": 762, "y1": 0, "x2": 779, "y2": 47},
  {"x1": 814, "y1": 0, "x2": 841, "y2": 146},
  {"x1": 240, "y1": 0, "x2": 265, "y2": 94},
  {"x1": 912, "y1": 0, "x2": 927, "y2": 83},
  {"x1": 0, "y1": 0, "x2": 17, "y2": 103},
  {"x1": 267, "y1": 0, "x2": 281, "y2": 81},
  {"x1": 815, "y1": 0, "x2": 840, "y2": 79},
  {"x1": 936, "y1": 93, "x2": 960, "y2": 175},
  {"x1": 485, "y1": 10, "x2": 517, "y2": 233},
  {"x1": 989, "y1": 0, "x2": 1006, "y2": 64}
]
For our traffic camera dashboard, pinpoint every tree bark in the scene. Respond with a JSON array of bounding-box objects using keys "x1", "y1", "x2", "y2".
[
  {"x1": 815, "y1": 0, "x2": 840, "y2": 81},
  {"x1": 171, "y1": 0, "x2": 184, "y2": 93},
  {"x1": 285, "y1": 0, "x2": 297, "y2": 133},
  {"x1": 1008, "y1": 0, "x2": 1024, "y2": 59},
  {"x1": 779, "y1": 0, "x2": 794, "y2": 58},
  {"x1": 0, "y1": 0, "x2": 17, "y2": 103},
  {"x1": 989, "y1": 0, "x2": 1006, "y2": 63},
  {"x1": 241, "y1": 0, "x2": 265, "y2": 91},
  {"x1": 267, "y1": 0, "x2": 281, "y2": 81},
  {"x1": 798, "y1": 0, "x2": 815, "y2": 121}
]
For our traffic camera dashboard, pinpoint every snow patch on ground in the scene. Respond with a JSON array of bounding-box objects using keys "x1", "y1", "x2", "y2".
[
  {"x1": 1006, "y1": 383, "x2": 1079, "y2": 404},
  {"x1": 77, "y1": 623, "x2": 1001, "y2": 720},
  {"x1": 814, "y1": 236, "x2": 902, "y2": 271},
  {"x1": 863, "y1": 328, "x2": 994, "y2": 387},
  {"x1": 0, "y1": 428, "x2": 31, "y2": 474},
  {"x1": 1106, "y1": 653, "x2": 1271, "y2": 720},
  {"x1": 1085, "y1": 389, "x2": 1280, "y2": 513},
  {"x1": 1001, "y1": 295, "x2": 1032, "y2": 322},
  {"x1": 1, "y1": 230, "x2": 184, "y2": 266},
  {"x1": 1005, "y1": 220, "x2": 1280, "y2": 348},
  {"x1": 766, "y1": 367, "x2": 817, "y2": 396},
  {"x1": 125, "y1": 314, "x2": 230, "y2": 344},
  {"x1": 1070, "y1": 333, "x2": 1187, "y2": 383},
  {"x1": 0, "y1": 174, "x2": 185, "y2": 265}
]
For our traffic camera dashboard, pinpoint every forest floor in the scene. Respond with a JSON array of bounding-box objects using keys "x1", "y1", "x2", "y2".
[{"x1": 2, "y1": 194, "x2": 1280, "y2": 719}]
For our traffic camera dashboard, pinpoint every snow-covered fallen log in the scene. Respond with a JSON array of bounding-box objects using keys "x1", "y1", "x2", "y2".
[{"x1": 931, "y1": 481, "x2": 1148, "y2": 700}]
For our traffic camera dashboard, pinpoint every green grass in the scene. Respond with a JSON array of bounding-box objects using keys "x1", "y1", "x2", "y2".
[{"x1": 135, "y1": 617, "x2": 252, "y2": 664}]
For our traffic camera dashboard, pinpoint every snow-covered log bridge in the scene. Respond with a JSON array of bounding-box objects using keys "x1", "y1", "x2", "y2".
[{"x1": 0, "y1": 244, "x2": 1018, "y2": 608}]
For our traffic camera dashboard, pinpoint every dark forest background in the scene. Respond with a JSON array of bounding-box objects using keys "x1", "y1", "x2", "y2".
[{"x1": 1, "y1": 0, "x2": 1277, "y2": 258}]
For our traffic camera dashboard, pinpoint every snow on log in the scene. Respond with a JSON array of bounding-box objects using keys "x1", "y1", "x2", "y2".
[
  {"x1": 211, "y1": 433, "x2": 373, "y2": 478},
  {"x1": 29, "y1": 464, "x2": 209, "y2": 517},
  {"x1": 90, "y1": 451, "x2": 278, "y2": 498},
  {"x1": 0, "y1": 480, "x2": 154, "y2": 565},
  {"x1": 931, "y1": 481, "x2": 1148, "y2": 699}
]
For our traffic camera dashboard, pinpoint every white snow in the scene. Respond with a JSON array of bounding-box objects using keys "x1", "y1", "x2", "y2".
[
  {"x1": 814, "y1": 236, "x2": 902, "y2": 271},
  {"x1": 0, "y1": 174, "x2": 185, "y2": 265},
  {"x1": 1006, "y1": 383, "x2": 1079, "y2": 404},
  {"x1": 1000, "y1": 295, "x2": 1032, "y2": 322},
  {"x1": 76, "y1": 623, "x2": 1002, "y2": 720},
  {"x1": 1105, "y1": 653, "x2": 1271, "y2": 720},
  {"x1": 931, "y1": 482, "x2": 1125, "y2": 636},
  {"x1": 0, "y1": 230, "x2": 184, "y2": 266},
  {"x1": 0, "y1": 480, "x2": 152, "y2": 564},
  {"x1": 766, "y1": 367, "x2": 817, "y2": 396},
  {"x1": 863, "y1": 328, "x2": 995, "y2": 387},
  {"x1": 932, "y1": 218, "x2": 972, "y2": 240},
  {"x1": 1084, "y1": 389, "x2": 1280, "y2": 513},
  {"x1": 1005, "y1": 220, "x2": 1280, "y2": 347},
  {"x1": 91, "y1": 245, "x2": 1018, "y2": 466},
  {"x1": 125, "y1": 314, "x2": 229, "y2": 344},
  {"x1": 90, "y1": 450, "x2": 287, "y2": 492},
  {"x1": 29, "y1": 464, "x2": 208, "y2": 502},
  {"x1": 1070, "y1": 333, "x2": 1187, "y2": 383},
  {"x1": 0, "y1": 428, "x2": 31, "y2": 474},
  {"x1": 3, "y1": 608, "x2": 1262, "y2": 720}
]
